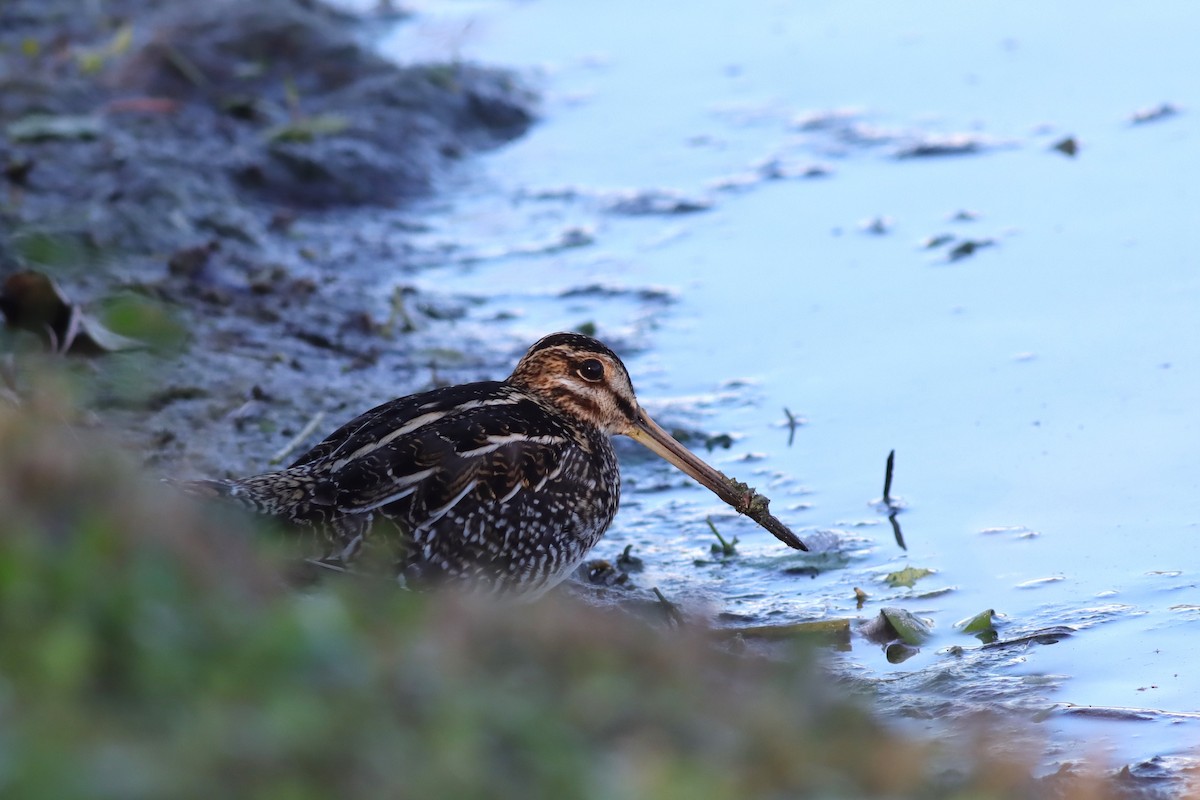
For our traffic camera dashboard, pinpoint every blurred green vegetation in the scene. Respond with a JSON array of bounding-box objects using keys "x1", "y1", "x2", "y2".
[
  {"x1": 9, "y1": 230, "x2": 105, "y2": 272},
  {"x1": 0, "y1": 369, "x2": 1141, "y2": 799},
  {"x1": 96, "y1": 292, "x2": 187, "y2": 352}
]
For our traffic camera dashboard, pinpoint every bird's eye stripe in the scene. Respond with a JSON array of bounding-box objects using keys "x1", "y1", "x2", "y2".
[{"x1": 612, "y1": 394, "x2": 636, "y2": 422}]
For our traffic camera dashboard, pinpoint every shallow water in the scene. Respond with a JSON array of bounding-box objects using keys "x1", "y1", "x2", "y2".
[{"x1": 354, "y1": 0, "x2": 1197, "y2": 772}]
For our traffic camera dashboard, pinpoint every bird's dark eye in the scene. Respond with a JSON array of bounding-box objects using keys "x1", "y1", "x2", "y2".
[{"x1": 577, "y1": 358, "x2": 605, "y2": 382}]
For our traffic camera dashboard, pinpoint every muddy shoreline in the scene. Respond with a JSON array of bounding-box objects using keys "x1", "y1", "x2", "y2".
[{"x1": 2, "y1": 0, "x2": 537, "y2": 477}]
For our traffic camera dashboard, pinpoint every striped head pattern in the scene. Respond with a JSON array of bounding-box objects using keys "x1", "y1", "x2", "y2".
[{"x1": 508, "y1": 333, "x2": 640, "y2": 435}]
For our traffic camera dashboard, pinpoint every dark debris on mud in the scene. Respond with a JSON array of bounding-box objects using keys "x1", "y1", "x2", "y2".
[{"x1": 1, "y1": 0, "x2": 538, "y2": 477}]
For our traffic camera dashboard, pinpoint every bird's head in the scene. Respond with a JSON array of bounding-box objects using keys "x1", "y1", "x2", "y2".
[{"x1": 509, "y1": 332, "x2": 640, "y2": 436}]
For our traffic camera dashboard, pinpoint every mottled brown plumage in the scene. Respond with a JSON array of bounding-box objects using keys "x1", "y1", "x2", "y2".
[{"x1": 185, "y1": 332, "x2": 805, "y2": 596}]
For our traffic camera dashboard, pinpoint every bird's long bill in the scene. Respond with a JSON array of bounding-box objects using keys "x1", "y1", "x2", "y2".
[{"x1": 626, "y1": 410, "x2": 808, "y2": 551}]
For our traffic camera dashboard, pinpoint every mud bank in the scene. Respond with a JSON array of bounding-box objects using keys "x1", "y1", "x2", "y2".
[{"x1": 1, "y1": 0, "x2": 537, "y2": 476}]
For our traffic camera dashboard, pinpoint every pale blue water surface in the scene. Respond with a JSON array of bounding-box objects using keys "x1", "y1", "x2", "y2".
[{"x1": 351, "y1": 0, "x2": 1198, "y2": 774}]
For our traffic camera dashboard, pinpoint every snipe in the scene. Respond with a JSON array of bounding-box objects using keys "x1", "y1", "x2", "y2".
[{"x1": 185, "y1": 332, "x2": 805, "y2": 595}]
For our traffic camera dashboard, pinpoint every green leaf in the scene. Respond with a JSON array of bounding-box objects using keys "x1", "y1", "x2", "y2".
[
  {"x1": 956, "y1": 609, "x2": 996, "y2": 635},
  {"x1": 880, "y1": 607, "x2": 932, "y2": 645},
  {"x1": 11, "y1": 231, "x2": 93, "y2": 269},
  {"x1": 884, "y1": 565, "x2": 933, "y2": 588},
  {"x1": 74, "y1": 23, "x2": 133, "y2": 74},
  {"x1": 860, "y1": 606, "x2": 932, "y2": 647},
  {"x1": 76, "y1": 52, "x2": 105, "y2": 75},
  {"x1": 98, "y1": 294, "x2": 186, "y2": 352},
  {"x1": 6, "y1": 114, "x2": 103, "y2": 142},
  {"x1": 264, "y1": 114, "x2": 351, "y2": 144},
  {"x1": 885, "y1": 641, "x2": 920, "y2": 664},
  {"x1": 731, "y1": 618, "x2": 851, "y2": 646}
]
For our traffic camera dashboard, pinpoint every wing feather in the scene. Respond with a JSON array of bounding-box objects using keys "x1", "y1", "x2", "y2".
[
  {"x1": 309, "y1": 388, "x2": 576, "y2": 528},
  {"x1": 289, "y1": 381, "x2": 511, "y2": 468}
]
